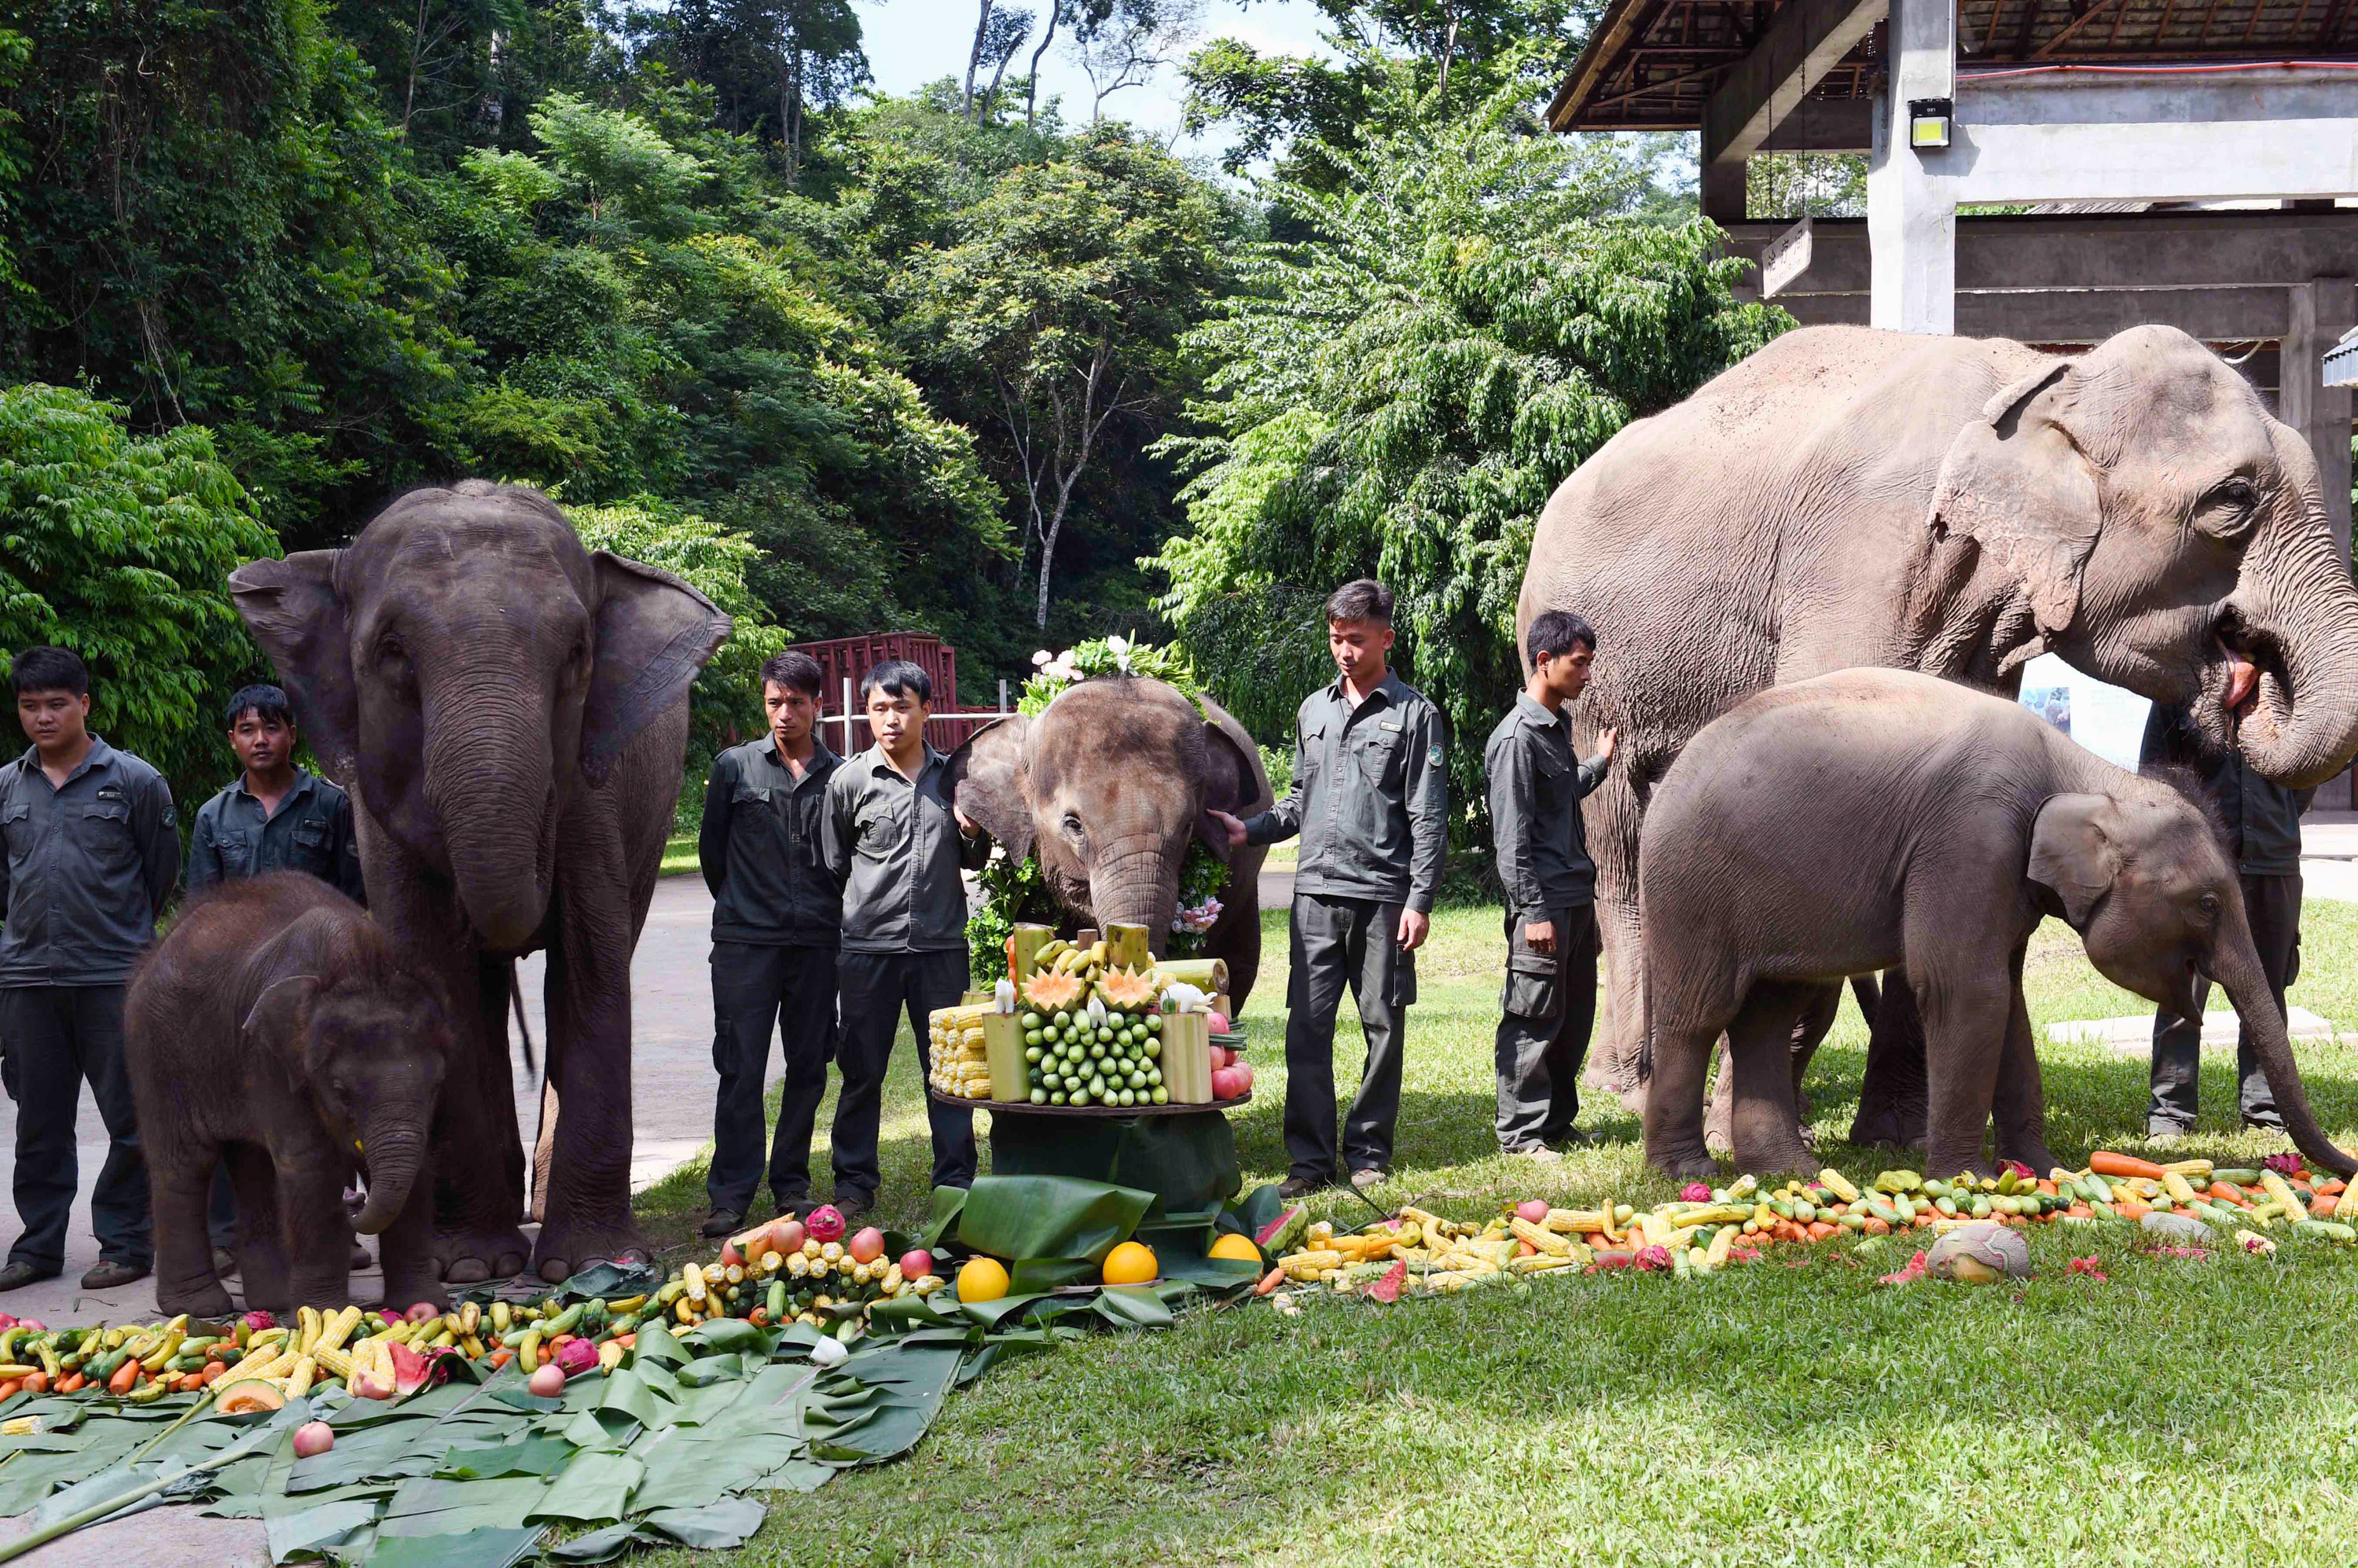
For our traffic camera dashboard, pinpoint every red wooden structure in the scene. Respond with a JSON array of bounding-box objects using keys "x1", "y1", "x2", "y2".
[{"x1": 791, "y1": 632, "x2": 1008, "y2": 753}]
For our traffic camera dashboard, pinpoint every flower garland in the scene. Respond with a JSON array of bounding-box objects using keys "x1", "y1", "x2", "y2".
[{"x1": 966, "y1": 637, "x2": 1231, "y2": 984}]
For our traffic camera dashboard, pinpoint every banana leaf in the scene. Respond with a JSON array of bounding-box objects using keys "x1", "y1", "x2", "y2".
[
  {"x1": 365, "y1": 1525, "x2": 545, "y2": 1568},
  {"x1": 951, "y1": 1175, "x2": 1155, "y2": 1263}
]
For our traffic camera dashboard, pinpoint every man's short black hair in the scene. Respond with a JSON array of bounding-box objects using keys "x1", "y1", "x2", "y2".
[
  {"x1": 226, "y1": 684, "x2": 295, "y2": 729},
  {"x1": 1325, "y1": 579, "x2": 1394, "y2": 626},
  {"x1": 760, "y1": 652, "x2": 824, "y2": 700},
  {"x1": 9, "y1": 647, "x2": 88, "y2": 698},
  {"x1": 861, "y1": 659, "x2": 932, "y2": 706},
  {"x1": 1527, "y1": 610, "x2": 1597, "y2": 665}
]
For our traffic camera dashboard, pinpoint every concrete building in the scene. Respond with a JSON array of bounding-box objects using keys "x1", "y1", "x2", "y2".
[{"x1": 1551, "y1": 2, "x2": 2358, "y2": 800}]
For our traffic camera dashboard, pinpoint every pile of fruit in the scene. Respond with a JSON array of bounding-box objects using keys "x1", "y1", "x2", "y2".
[
  {"x1": 1017, "y1": 931, "x2": 1225, "y2": 1000},
  {"x1": 1017, "y1": 991, "x2": 1170, "y2": 1107},
  {"x1": 1259, "y1": 1151, "x2": 2356, "y2": 1300}
]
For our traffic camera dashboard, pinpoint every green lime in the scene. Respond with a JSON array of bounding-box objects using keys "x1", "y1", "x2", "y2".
[
  {"x1": 1052, "y1": 1011, "x2": 1071, "y2": 1028},
  {"x1": 1050, "y1": 1091, "x2": 1067, "y2": 1105},
  {"x1": 1020, "y1": 1012, "x2": 1041, "y2": 1030},
  {"x1": 1024, "y1": 1045, "x2": 1041, "y2": 1063},
  {"x1": 1150, "y1": 1086, "x2": 1168, "y2": 1104},
  {"x1": 1107, "y1": 1011, "x2": 1126, "y2": 1029},
  {"x1": 1144, "y1": 1039, "x2": 1161, "y2": 1059},
  {"x1": 1030, "y1": 1089, "x2": 1047, "y2": 1104},
  {"x1": 1146, "y1": 1066, "x2": 1162, "y2": 1086},
  {"x1": 1146, "y1": 1014, "x2": 1163, "y2": 1034},
  {"x1": 1067, "y1": 1089, "x2": 1085, "y2": 1106},
  {"x1": 1120, "y1": 1089, "x2": 1137, "y2": 1107}
]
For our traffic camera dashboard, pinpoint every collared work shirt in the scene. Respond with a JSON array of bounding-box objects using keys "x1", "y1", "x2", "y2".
[
  {"x1": 821, "y1": 745, "x2": 990, "y2": 953},
  {"x1": 2140, "y1": 704, "x2": 2308, "y2": 876},
  {"x1": 0, "y1": 737, "x2": 179, "y2": 986},
  {"x1": 701, "y1": 735, "x2": 844, "y2": 947},
  {"x1": 186, "y1": 768, "x2": 365, "y2": 904},
  {"x1": 1485, "y1": 692, "x2": 1610, "y2": 916},
  {"x1": 1243, "y1": 671, "x2": 1447, "y2": 912}
]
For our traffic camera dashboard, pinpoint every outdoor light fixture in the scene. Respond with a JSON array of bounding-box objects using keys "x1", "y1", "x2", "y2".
[{"x1": 1908, "y1": 97, "x2": 1953, "y2": 150}]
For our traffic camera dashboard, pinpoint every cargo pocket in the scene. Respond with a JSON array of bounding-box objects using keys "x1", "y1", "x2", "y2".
[
  {"x1": 1500, "y1": 953, "x2": 1561, "y2": 1022},
  {"x1": 1387, "y1": 945, "x2": 1418, "y2": 1008}
]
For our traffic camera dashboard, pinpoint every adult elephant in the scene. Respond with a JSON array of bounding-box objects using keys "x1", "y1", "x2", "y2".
[
  {"x1": 230, "y1": 482, "x2": 732, "y2": 1283},
  {"x1": 1518, "y1": 324, "x2": 2358, "y2": 1144},
  {"x1": 947, "y1": 675, "x2": 1273, "y2": 1010}
]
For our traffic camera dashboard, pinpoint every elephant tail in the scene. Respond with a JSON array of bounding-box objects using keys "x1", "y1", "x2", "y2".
[{"x1": 507, "y1": 961, "x2": 538, "y2": 1082}]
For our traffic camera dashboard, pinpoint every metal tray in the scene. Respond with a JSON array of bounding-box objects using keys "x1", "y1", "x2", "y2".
[{"x1": 931, "y1": 1089, "x2": 1251, "y2": 1118}]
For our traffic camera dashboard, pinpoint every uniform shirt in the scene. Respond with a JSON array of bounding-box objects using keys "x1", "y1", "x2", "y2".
[
  {"x1": 2140, "y1": 704, "x2": 2308, "y2": 876},
  {"x1": 700, "y1": 735, "x2": 843, "y2": 947},
  {"x1": 1485, "y1": 692, "x2": 1610, "y2": 916},
  {"x1": 1243, "y1": 670, "x2": 1448, "y2": 913},
  {"x1": 186, "y1": 768, "x2": 365, "y2": 904},
  {"x1": 821, "y1": 744, "x2": 990, "y2": 953},
  {"x1": 0, "y1": 737, "x2": 180, "y2": 986}
]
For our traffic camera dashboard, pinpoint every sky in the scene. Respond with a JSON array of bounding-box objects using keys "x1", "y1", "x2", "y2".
[{"x1": 854, "y1": 0, "x2": 1334, "y2": 161}]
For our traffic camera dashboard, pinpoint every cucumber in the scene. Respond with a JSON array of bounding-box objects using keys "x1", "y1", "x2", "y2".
[
  {"x1": 2212, "y1": 1167, "x2": 2262, "y2": 1187},
  {"x1": 2082, "y1": 1173, "x2": 2114, "y2": 1203},
  {"x1": 2294, "y1": 1219, "x2": 2356, "y2": 1243},
  {"x1": 1935, "y1": 1196, "x2": 1959, "y2": 1217}
]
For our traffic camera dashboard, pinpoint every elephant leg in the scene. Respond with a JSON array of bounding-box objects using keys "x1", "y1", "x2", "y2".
[
  {"x1": 281, "y1": 1153, "x2": 356, "y2": 1311},
  {"x1": 1787, "y1": 982, "x2": 1841, "y2": 1126},
  {"x1": 1728, "y1": 982, "x2": 1817, "y2": 1177},
  {"x1": 228, "y1": 1143, "x2": 291, "y2": 1313},
  {"x1": 1992, "y1": 953, "x2": 2060, "y2": 1177},
  {"x1": 432, "y1": 957, "x2": 532, "y2": 1283},
  {"x1": 532, "y1": 868, "x2": 651, "y2": 1283},
  {"x1": 1910, "y1": 963, "x2": 2008, "y2": 1181},
  {"x1": 1640, "y1": 986, "x2": 1733, "y2": 1181},
  {"x1": 1850, "y1": 968, "x2": 1931, "y2": 1148},
  {"x1": 151, "y1": 1148, "x2": 233, "y2": 1318}
]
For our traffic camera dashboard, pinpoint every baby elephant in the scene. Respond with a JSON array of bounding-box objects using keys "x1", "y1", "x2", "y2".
[
  {"x1": 127, "y1": 873, "x2": 450, "y2": 1314},
  {"x1": 1640, "y1": 668, "x2": 2356, "y2": 1182}
]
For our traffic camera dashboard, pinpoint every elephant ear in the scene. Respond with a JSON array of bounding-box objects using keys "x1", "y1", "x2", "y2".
[
  {"x1": 243, "y1": 974, "x2": 325, "y2": 1094},
  {"x1": 1196, "y1": 722, "x2": 1257, "y2": 854},
  {"x1": 229, "y1": 553, "x2": 359, "y2": 784},
  {"x1": 2028, "y1": 792, "x2": 2119, "y2": 927},
  {"x1": 946, "y1": 715, "x2": 1034, "y2": 862},
  {"x1": 582, "y1": 553, "x2": 733, "y2": 788},
  {"x1": 1928, "y1": 362, "x2": 2103, "y2": 643}
]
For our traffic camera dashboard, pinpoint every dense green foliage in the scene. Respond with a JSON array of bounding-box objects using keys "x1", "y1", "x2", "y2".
[
  {"x1": 1152, "y1": 90, "x2": 1785, "y2": 835},
  {"x1": 0, "y1": 384, "x2": 282, "y2": 811}
]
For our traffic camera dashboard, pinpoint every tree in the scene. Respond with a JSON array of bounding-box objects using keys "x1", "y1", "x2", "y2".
[
  {"x1": 619, "y1": 0, "x2": 869, "y2": 178},
  {"x1": 1151, "y1": 90, "x2": 1786, "y2": 836},
  {"x1": 1066, "y1": 0, "x2": 1202, "y2": 122},
  {"x1": 1747, "y1": 152, "x2": 1868, "y2": 219},
  {"x1": 901, "y1": 136, "x2": 1229, "y2": 629},
  {"x1": 962, "y1": 0, "x2": 1035, "y2": 122},
  {"x1": 0, "y1": 385, "x2": 283, "y2": 813}
]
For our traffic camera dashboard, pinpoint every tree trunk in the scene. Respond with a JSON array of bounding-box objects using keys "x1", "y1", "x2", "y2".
[
  {"x1": 1025, "y1": 2, "x2": 1060, "y2": 127},
  {"x1": 963, "y1": 0, "x2": 995, "y2": 120}
]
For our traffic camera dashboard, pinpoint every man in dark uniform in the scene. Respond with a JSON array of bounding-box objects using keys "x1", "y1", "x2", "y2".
[
  {"x1": 0, "y1": 648, "x2": 177, "y2": 1291},
  {"x1": 821, "y1": 660, "x2": 991, "y2": 1219},
  {"x1": 1484, "y1": 611, "x2": 1616, "y2": 1161},
  {"x1": 1210, "y1": 580, "x2": 1447, "y2": 1198},
  {"x1": 186, "y1": 684, "x2": 367, "y2": 1273},
  {"x1": 2143, "y1": 703, "x2": 2306, "y2": 1138},
  {"x1": 697, "y1": 652, "x2": 843, "y2": 1238}
]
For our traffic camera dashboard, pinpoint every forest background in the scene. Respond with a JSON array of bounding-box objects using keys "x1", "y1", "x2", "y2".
[{"x1": 0, "y1": 0, "x2": 1803, "y2": 858}]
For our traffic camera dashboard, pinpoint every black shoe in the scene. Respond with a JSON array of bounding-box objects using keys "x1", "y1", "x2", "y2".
[
  {"x1": 2244, "y1": 1117, "x2": 2287, "y2": 1133},
  {"x1": 1276, "y1": 1172, "x2": 1332, "y2": 1200},
  {"x1": 212, "y1": 1247, "x2": 240, "y2": 1278},
  {"x1": 0, "y1": 1262, "x2": 58, "y2": 1293},
  {"x1": 80, "y1": 1258, "x2": 149, "y2": 1291},
  {"x1": 772, "y1": 1194, "x2": 810, "y2": 1218},
  {"x1": 699, "y1": 1209, "x2": 744, "y2": 1239}
]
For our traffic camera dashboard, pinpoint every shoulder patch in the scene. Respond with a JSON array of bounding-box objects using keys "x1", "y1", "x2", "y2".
[
  {"x1": 161, "y1": 803, "x2": 178, "y2": 828},
  {"x1": 1427, "y1": 744, "x2": 1444, "y2": 767}
]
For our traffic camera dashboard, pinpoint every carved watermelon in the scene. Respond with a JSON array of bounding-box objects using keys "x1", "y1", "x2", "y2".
[{"x1": 1021, "y1": 971, "x2": 1087, "y2": 1012}]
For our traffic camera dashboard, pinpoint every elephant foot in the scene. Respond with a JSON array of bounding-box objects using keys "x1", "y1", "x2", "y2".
[
  {"x1": 532, "y1": 1220, "x2": 652, "y2": 1285},
  {"x1": 1702, "y1": 1104, "x2": 1732, "y2": 1155},
  {"x1": 1732, "y1": 1134, "x2": 1813, "y2": 1179},
  {"x1": 1926, "y1": 1150, "x2": 1998, "y2": 1182},
  {"x1": 1847, "y1": 1095, "x2": 1927, "y2": 1151},
  {"x1": 1996, "y1": 1137, "x2": 2061, "y2": 1179},
  {"x1": 434, "y1": 1226, "x2": 531, "y2": 1284},
  {"x1": 1617, "y1": 1083, "x2": 1650, "y2": 1118},
  {"x1": 380, "y1": 1272, "x2": 447, "y2": 1313},
  {"x1": 156, "y1": 1280, "x2": 236, "y2": 1319}
]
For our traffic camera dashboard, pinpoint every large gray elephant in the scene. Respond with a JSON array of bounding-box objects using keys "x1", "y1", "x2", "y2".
[
  {"x1": 946, "y1": 675, "x2": 1273, "y2": 1010},
  {"x1": 1518, "y1": 323, "x2": 2358, "y2": 1144},
  {"x1": 230, "y1": 482, "x2": 731, "y2": 1283},
  {"x1": 1640, "y1": 669, "x2": 2357, "y2": 1182}
]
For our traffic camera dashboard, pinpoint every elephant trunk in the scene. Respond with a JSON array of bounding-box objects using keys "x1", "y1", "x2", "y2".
[
  {"x1": 1088, "y1": 833, "x2": 1182, "y2": 960},
  {"x1": 2228, "y1": 526, "x2": 2358, "y2": 790},
  {"x1": 353, "y1": 1122, "x2": 428, "y2": 1236},
  {"x1": 2214, "y1": 937, "x2": 2357, "y2": 1177},
  {"x1": 422, "y1": 680, "x2": 558, "y2": 953}
]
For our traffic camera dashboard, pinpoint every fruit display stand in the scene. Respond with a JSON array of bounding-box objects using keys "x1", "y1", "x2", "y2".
[{"x1": 935, "y1": 1089, "x2": 1251, "y2": 1217}]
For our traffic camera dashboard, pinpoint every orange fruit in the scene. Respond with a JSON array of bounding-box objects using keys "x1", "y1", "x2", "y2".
[
  {"x1": 1101, "y1": 1240, "x2": 1158, "y2": 1285},
  {"x1": 1207, "y1": 1232, "x2": 1261, "y2": 1264},
  {"x1": 955, "y1": 1256, "x2": 1011, "y2": 1302}
]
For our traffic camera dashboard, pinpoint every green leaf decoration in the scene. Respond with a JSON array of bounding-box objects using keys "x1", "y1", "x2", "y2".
[{"x1": 953, "y1": 1175, "x2": 1155, "y2": 1264}]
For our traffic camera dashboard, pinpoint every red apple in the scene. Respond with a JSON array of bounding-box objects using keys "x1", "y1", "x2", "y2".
[
  {"x1": 405, "y1": 1300, "x2": 439, "y2": 1324},
  {"x1": 1207, "y1": 1012, "x2": 1231, "y2": 1034},
  {"x1": 720, "y1": 1239, "x2": 744, "y2": 1268},
  {"x1": 292, "y1": 1421, "x2": 335, "y2": 1458},
  {"x1": 1516, "y1": 1198, "x2": 1550, "y2": 1225},
  {"x1": 1231, "y1": 1059, "x2": 1254, "y2": 1092},
  {"x1": 899, "y1": 1248, "x2": 934, "y2": 1280},
  {"x1": 767, "y1": 1219, "x2": 806, "y2": 1256},
  {"x1": 527, "y1": 1363, "x2": 567, "y2": 1397},
  {"x1": 848, "y1": 1227, "x2": 886, "y2": 1264}
]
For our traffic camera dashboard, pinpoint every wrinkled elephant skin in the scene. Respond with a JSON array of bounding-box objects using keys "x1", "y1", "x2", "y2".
[
  {"x1": 946, "y1": 676, "x2": 1273, "y2": 1011},
  {"x1": 231, "y1": 481, "x2": 732, "y2": 1283},
  {"x1": 1640, "y1": 670, "x2": 2356, "y2": 1184}
]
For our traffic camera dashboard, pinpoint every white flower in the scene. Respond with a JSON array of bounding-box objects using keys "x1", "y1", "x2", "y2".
[{"x1": 1031, "y1": 649, "x2": 1053, "y2": 666}]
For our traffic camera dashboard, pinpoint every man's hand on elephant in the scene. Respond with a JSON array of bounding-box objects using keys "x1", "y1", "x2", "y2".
[
  {"x1": 1524, "y1": 919, "x2": 1555, "y2": 957},
  {"x1": 1596, "y1": 728, "x2": 1618, "y2": 762},
  {"x1": 1397, "y1": 908, "x2": 1430, "y2": 951},
  {"x1": 1207, "y1": 810, "x2": 1247, "y2": 850}
]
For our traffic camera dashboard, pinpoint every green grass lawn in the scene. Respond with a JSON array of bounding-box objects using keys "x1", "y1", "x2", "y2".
[
  {"x1": 626, "y1": 898, "x2": 2358, "y2": 1566},
  {"x1": 660, "y1": 835, "x2": 699, "y2": 878}
]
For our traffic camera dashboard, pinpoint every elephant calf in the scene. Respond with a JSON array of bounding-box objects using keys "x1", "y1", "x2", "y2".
[
  {"x1": 1638, "y1": 668, "x2": 2356, "y2": 1182},
  {"x1": 127, "y1": 874, "x2": 450, "y2": 1314}
]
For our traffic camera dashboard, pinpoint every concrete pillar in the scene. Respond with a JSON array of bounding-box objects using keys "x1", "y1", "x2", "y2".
[
  {"x1": 1865, "y1": 0, "x2": 1954, "y2": 332},
  {"x1": 2282, "y1": 277, "x2": 2355, "y2": 561},
  {"x1": 1702, "y1": 160, "x2": 1746, "y2": 226}
]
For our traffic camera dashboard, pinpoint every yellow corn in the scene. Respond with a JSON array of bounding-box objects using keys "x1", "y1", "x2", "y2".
[
  {"x1": 2161, "y1": 1170, "x2": 2201, "y2": 1205},
  {"x1": 1705, "y1": 1225, "x2": 1735, "y2": 1269},
  {"x1": 1281, "y1": 1250, "x2": 1344, "y2": 1281},
  {"x1": 2162, "y1": 1159, "x2": 2215, "y2": 1179},
  {"x1": 315, "y1": 1306, "x2": 363, "y2": 1356},
  {"x1": 1670, "y1": 1204, "x2": 1753, "y2": 1227},
  {"x1": 284, "y1": 1356, "x2": 316, "y2": 1397},
  {"x1": 1509, "y1": 1217, "x2": 1570, "y2": 1258},
  {"x1": 1542, "y1": 1209, "x2": 1608, "y2": 1235},
  {"x1": 236, "y1": 1347, "x2": 297, "y2": 1383},
  {"x1": 683, "y1": 1263, "x2": 708, "y2": 1304},
  {"x1": 1816, "y1": 1169, "x2": 1860, "y2": 1203},
  {"x1": 313, "y1": 1346, "x2": 355, "y2": 1380},
  {"x1": 2261, "y1": 1170, "x2": 2308, "y2": 1217}
]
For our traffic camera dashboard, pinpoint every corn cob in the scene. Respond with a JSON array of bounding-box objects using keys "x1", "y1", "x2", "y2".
[
  {"x1": 315, "y1": 1306, "x2": 363, "y2": 1356},
  {"x1": 1816, "y1": 1169, "x2": 1860, "y2": 1203},
  {"x1": 232, "y1": 1346, "x2": 297, "y2": 1383},
  {"x1": 1669, "y1": 1204, "x2": 1752, "y2": 1227},
  {"x1": 2261, "y1": 1170, "x2": 2308, "y2": 1217},
  {"x1": 1543, "y1": 1209, "x2": 1609, "y2": 1235},
  {"x1": 1509, "y1": 1217, "x2": 1570, "y2": 1258},
  {"x1": 2161, "y1": 1169, "x2": 2202, "y2": 1205},
  {"x1": 1705, "y1": 1225, "x2": 1735, "y2": 1269},
  {"x1": 284, "y1": 1356, "x2": 316, "y2": 1397},
  {"x1": 1508, "y1": 1253, "x2": 1578, "y2": 1275},
  {"x1": 313, "y1": 1345, "x2": 356, "y2": 1381},
  {"x1": 1281, "y1": 1250, "x2": 1343, "y2": 1281}
]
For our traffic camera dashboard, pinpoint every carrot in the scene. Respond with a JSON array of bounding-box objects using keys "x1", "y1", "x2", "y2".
[
  {"x1": 200, "y1": 1363, "x2": 227, "y2": 1385},
  {"x1": 614, "y1": 1334, "x2": 634, "y2": 1349},
  {"x1": 1805, "y1": 1221, "x2": 1838, "y2": 1242},
  {"x1": 2066, "y1": 1203, "x2": 2092, "y2": 1218},
  {"x1": 2090, "y1": 1151, "x2": 2167, "y2": 1181},
  {"x1": 0, "y1": 1382, "x2": 20, "y2": 1402},
  {"x1": 2319, "y1": 1179, "x2": 2347, "y2": 1198},
  {"x1": 107, "y1": 1359, "x2": 138, "y2": 1395},
  {"x1": 1585, "y1": 1233, "x2": 1611, "y2": 1250},
  {"x1": 176, "y1": 1372, "x2": 204, "y2": 1392},
  {"x1": 56, "y1": 1373, "x2": 82, "y2": 1395},
  {"x1": 2114, "y1": 1199, "x2": 2153, "y2": 1221},
  {"x1": 1862, "y1": 1217, "x2": 1890, "y2": 1236},
  {"x1": 20, "y1": 1372, "x2": 46, "y2": 1395},
  {"x1": 2209, "y1": 1181, "x2": 2246, "y2": 1203},
  {"x1": 2037, "y1": 1180, "x2": 2059, "y2": 1196},
  {"x1": 2313, "y1": 1194, "x2": 2339, "y2": 1217},
  {"x1": 487, "y1": 1349, "x2": 515, "y2": 1371}
]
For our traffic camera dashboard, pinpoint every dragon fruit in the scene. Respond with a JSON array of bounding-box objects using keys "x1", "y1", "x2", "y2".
[
  {"x1": 2264, "y1": 1152, "x2": 2305, "y2": 1177},
  {"x1": 553, "y1": 1337, "x2": 600, "y2": 1379},
  {"x1": 1633, "y1": 1244, "x2": 1673, "y2": 1271},
  {"x1": 806, "y1": 1204, "x2": 846, "y2": 1244},
  {"x1": 243, "y1": 1310, "x2": 277, "y2": 1332},
  {"x1": 1679, "y1": 1182, "x2": 1713, "y2": 1203}
]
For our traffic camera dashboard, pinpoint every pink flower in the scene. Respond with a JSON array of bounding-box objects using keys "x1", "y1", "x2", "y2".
[
  {"x1": 1875, "y1": 1250, "x2": 1929, "y2": 1286},
  {"x1": 2067, "y1": 1255, "x2": 2108, "y2": 1281}
]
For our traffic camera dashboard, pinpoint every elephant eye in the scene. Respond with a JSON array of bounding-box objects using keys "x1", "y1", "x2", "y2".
[
  {"x1": 2197, "y1": 892, "x2": 2221, "y2": 920},
  {"x1": 2198, "y1": 476, "x2": 2260, "y2": 539},
  {"x1": 1062, "y1": 812, "x2": 1086, "y2": 845}
]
